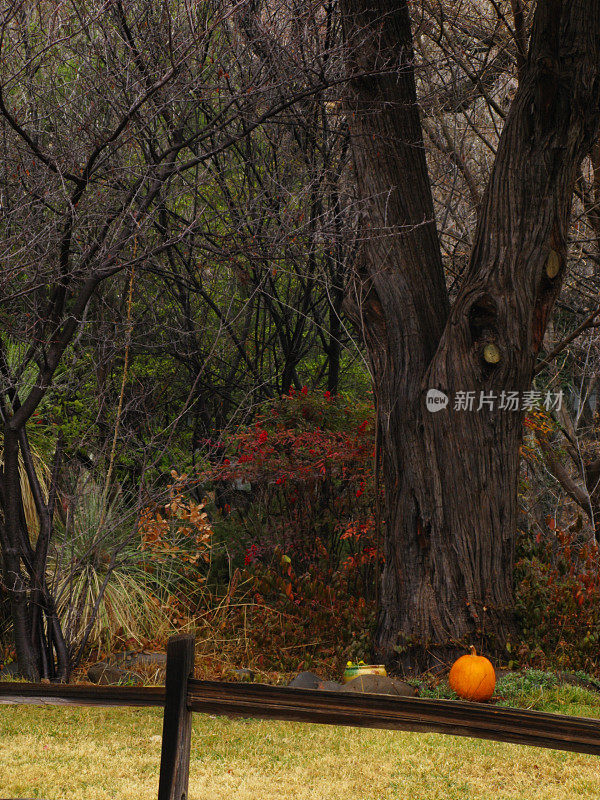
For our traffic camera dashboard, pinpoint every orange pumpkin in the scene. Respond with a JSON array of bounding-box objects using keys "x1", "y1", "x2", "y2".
[{"x1": 449, "y1": 646, "x2": 495, "y2": 701}]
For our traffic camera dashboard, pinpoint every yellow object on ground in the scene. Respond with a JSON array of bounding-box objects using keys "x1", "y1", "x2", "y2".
[{"x1": 343, "y1": 662, "x2": 387, "y2": 684}]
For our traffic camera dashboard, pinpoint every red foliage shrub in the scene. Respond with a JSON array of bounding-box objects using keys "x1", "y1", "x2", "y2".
[
  {"x1": 515, "y1": 518, "x2": 600, "y2": 672},
  {"x1": 234, "y1": 547, "x2": 376, "y2": 673},
  {"x1": 188, "y1": 392, "x2": 381, "y2": 672},
  {"x1": 198, "y1": 391, "x2": 380, "y2": 598}
]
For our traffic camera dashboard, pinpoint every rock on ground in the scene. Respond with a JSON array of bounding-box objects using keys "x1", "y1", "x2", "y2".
[
  {"x1": 287, "y1": 671, "x2": 322, "y2": 689},
  {"x1": 86, "y1": 662, "x2": 142, "y2": 686},
  {"x1": 287, "y1": 671, "x2": 415, "y2": 696},
  {"x1": 318, "y1": 679, "x2": 344, "y2": 691},
  {"x1": 340, "y1": 674, "x2": 417, "y2": 697}
]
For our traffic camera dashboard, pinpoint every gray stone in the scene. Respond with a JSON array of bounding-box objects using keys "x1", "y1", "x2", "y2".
[
  {"x1": 87, "y1": 661, "x2": 142, "y2": 686},
  {"x1": 133, "y1": 651, "x2": 167, "y2": 667},
  {"x1": 109, "y1": 651, "x2": 137, "y2": 665},
  {"x1": 287, "y1": 674, "x2": 343, "y2": 692},
  {"x1": 287, "y1": 671, "x2": 321, "y2": 689},
  {"x1": 317, "y1": 679, "x2": 343, "y2": 692},
  {"x1": 340, "y1": 674, "x2": 417, "y2": 697},
  {"x1": 102, "y1": 650, "x2": 166, "y2": 682},
  {"x1": 110, "y1": 650, "x2": 166, "y2": 667}
]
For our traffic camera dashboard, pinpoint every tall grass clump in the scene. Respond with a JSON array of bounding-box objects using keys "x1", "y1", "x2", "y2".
[{"x1": 50, "y1": 472, "x2": 213, "y2": 663}]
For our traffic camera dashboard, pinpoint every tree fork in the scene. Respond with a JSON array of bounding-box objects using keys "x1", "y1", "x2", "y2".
[{"x1": 341, "y1": 0, "x2": 600, "y2": 671}]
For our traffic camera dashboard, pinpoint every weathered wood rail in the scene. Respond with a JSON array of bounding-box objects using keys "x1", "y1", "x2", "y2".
[
  {"x1": 0, "y1": 683, "x2": 165, "y2": 707},
  {"x1": 186, "y1": 678, "x2": 600, "y2": 755},
  {"x1": 1, "y1": 633, "x2": 599, "y2": 800}
]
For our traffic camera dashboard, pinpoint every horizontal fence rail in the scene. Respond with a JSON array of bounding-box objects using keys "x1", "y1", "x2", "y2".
[
  {"x1": 187, "y1": 679, "x2": 600, "y2": 756},
  {"x1": 1, "y1": 678, "x2": 599, "y2": 756},
  {"x1": 0, "y1": 683, "x2": 165, "y2": 707}
]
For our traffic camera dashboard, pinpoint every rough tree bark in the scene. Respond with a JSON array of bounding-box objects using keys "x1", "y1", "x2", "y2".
[{"x1": 340, "y1": 0, "x2": 600, "y2": 671}]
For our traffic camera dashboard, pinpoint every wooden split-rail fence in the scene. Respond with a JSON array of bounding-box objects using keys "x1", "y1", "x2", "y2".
[{"x1": 1, "y1": 634, "x2": 599, "y2": 799}]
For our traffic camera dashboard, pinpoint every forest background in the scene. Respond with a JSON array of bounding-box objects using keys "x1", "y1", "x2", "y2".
[{"x1": 1, "y1": 0, "x2": 600, "y2": 684}]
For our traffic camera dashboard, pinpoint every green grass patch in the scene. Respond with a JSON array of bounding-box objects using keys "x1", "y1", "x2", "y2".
[
  {"x1": 495, "y1": 670, "x2": 600, "y2": 711},
  {"x1": 0, "y1": 690, "x2": 599, "y2": 800}
]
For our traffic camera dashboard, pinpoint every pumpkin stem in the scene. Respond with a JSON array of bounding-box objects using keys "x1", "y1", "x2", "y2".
[{"x1": 469, "y1": 645, "x2": 477, "y2": 656}]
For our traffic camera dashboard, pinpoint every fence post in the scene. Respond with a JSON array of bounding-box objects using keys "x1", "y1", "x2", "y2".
[{"x1": 157, "y1": 634, "x2": 195, "y2": 800}]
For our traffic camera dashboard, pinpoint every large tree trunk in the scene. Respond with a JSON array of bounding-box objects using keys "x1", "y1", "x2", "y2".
[
  {"x1": 341, "y1": 0, "x2": 600, "y2": 671},
  {"x1": 0, "y1": 422, "x2": 69, "y2": 682},
  {"x1": 1, "y1": 428, "x2": 39, "y2": 680}
]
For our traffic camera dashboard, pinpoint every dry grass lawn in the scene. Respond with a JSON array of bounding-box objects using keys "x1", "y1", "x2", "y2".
[{"x1": 1, "y1": 694, "x2": 600, "y2": 800}]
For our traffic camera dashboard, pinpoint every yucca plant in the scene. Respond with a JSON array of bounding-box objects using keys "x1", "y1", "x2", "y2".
[
  {"x1": 50, "y1": 479, "x2": 207, "y2": 663},
  {"x1": 56, "y1": 558, "x2": 172, "y2": 659},
  {"x1": 50, "y1": 486, "x2": 154, "y2": 660}
]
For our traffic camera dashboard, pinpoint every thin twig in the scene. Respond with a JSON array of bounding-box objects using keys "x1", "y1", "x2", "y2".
[{"x1": 535, "y1": 306, "x2": 600, "y2": 375}]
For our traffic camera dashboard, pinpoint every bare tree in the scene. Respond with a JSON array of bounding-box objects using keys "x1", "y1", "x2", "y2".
[
  {"x1": 339, "y1": 0, "x2": 600, "y2": 670},
  {"x1": 0, "y1": 0, "x2": 335, "y2": 680}
]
